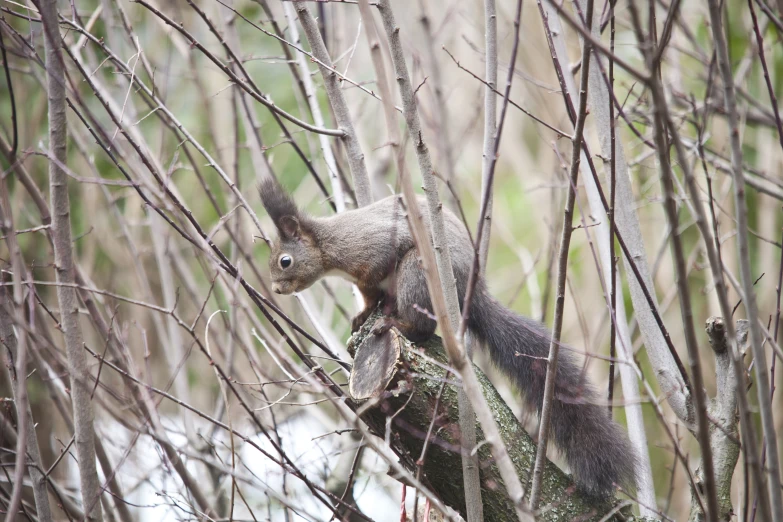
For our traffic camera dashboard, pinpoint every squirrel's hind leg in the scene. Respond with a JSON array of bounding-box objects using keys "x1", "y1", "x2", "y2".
[{"x1": 387, "y1": 250, "x2": 437, "y2": 342}]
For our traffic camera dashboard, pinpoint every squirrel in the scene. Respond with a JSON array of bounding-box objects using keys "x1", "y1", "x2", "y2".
[{"x1": 259, "y1": 178, "x2": 636, "y2": 499}]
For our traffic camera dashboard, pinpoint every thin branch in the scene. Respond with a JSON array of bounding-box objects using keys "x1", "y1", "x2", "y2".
[
  {"x1": 372, "y1": 1, "x2": 486, "y2": 519},
  {"x1": 478, "y1": 0, "x2": 498, "y2": 273},
  {"x1": 442, "y1": 47, "x2": 572, "y2": 139},
  {"x1": 540, "y1": 0, "x2": 695, "y2": 418},
  {"x1": 4, "y1": 286, "x2": 29, "y2": 522},
  {"x1": 655, "y1": 100, "x2": 720, "y2": 522},
  {"x1": 624, "y1": 1, "x2": 719, "y2": 518},
  {"x1": 134, "y1": 0, "x2": 344, "y2": 138},
  {"x1": 539, "y1": 2, "x2": 659, "y2": 511},
  {"x1": 528, "y1": 0, "x2": 593, "y2": 508},
  {"x1": 541, "y1": 0, "x2": 649, "y2": 83},
  {"x1": 292, "y1": 0, "x2": 373, "y2": 207},
  {"x1": 418, "y1": 0, "x2": 458, "y2": 208},
  {"x1": 0, "y1": 287, "x2": 53, "y2": 522},
  {"x1": 283, "y1": 3, "x2": 347, "y2": 212},
  {"x1": 0, "y1": 24, "x2": 17, "y2": 158},
  {"x1": 606, "y1": 0, "x2": 618, "y2": 420}
]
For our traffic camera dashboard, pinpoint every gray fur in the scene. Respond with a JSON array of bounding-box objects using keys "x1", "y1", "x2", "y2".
[{"x1": 260, "y1": 185, "x2": 636, "y2": 498}]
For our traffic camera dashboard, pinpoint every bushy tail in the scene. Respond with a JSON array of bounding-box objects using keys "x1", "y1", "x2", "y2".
[{"x1": 468, "y1": 287, "x2": 636, "y2": 498}]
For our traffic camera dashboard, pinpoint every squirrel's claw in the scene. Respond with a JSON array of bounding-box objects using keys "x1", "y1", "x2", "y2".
[{"x1": 369, "y1": 317, "x2": 393, "y2": 336}]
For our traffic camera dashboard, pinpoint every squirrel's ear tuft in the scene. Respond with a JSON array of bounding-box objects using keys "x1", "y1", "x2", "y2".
[{"x1": 259, "y1": 178, "x2": 303, "y2": 235}]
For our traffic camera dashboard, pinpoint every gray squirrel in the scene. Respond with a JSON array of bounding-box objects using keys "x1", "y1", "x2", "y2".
[{"x1": 259, "y1": 178, "x2": 636, "y2": 498}]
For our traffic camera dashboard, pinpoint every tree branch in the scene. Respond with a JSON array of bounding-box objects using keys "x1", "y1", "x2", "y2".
[
  {"x1": 292, "y1": 0, "x2": 374, "y2": 207},
  {"x1": 34, "y1": 0, "x2": 104, "y2": 519},
  {"x1": 348, "y1": 312, "x2": 624, "y2": 520}
]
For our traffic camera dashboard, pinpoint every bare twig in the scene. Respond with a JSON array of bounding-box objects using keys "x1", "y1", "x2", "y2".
[
  {"x1": 4, "y1": 288, "x2": 28, "y2": 522},
  {"x1": 137, "y1": 1, "x2": 345, "y2": 138},
  {"x1": 749, "y1": 0, "x2": 783, "y2": 513},
  {"x1": 541, "y1": 0, "x2": 649, "y2": 82},
  {"x1": 372, "y1": 1, "x2": 486, "y2": 518},
  {"x1": 0, "y1": 24, "x2": 17, "y2": 158},
  {"x1": 623, "y1": 1, "x2": 719, "y2": 518},
  {"x1": 529, "y1": 0, "x2": 593, "y2": 509},
  {"x1": 655, "y1": 95, "x2": 720, "y2": 522},
  {"x1": 606, "y1": 0, "x2": 618, "y2": 421},
  {"x1": 477, "y1": 0, "x2": 498, "y2": 274},
  {"x1": 0, "y1": 288, "x2": 53, "y2": 522},
  {"x1": 418, "y1": 0, "x2": 457, "y2": 210},
  {"x1": 442, "y1": 48, "x2": 571, "y2": 139}
]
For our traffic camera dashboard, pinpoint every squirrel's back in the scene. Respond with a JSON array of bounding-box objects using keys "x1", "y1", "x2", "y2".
[{"x1": 317, "y1": 195, "x2": 473, "y2": 271}]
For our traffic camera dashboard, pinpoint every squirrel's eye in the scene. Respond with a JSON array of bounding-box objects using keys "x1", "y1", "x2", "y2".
[{"x1": 279, "y1": 255, "x2": 293, "y2": 269}]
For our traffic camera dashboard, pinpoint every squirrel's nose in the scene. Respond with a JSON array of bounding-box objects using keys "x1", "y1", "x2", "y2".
[{"x1": 272, "y1": 283, "x2": 282, "y2": 294}]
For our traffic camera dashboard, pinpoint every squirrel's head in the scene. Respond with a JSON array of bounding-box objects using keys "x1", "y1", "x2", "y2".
[{"x1": 259, "y1": 179, "x2": 324, "y2": 295}]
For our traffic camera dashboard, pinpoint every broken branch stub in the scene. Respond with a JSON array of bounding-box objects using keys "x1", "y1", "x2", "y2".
[{"x1": 346, "y1": 311, "x2": 626, "y2": 521}]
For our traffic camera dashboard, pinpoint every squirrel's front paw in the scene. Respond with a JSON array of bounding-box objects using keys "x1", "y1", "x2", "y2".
[{"x1": 369, "y1": 317, "x2": 394, "y2": 336}]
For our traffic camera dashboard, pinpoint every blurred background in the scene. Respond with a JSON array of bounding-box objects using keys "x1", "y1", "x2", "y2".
[{"x1": 1, "y1": 0, "x2": 782, "y2": 520}]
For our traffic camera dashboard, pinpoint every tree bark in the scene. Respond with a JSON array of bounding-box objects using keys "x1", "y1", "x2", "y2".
[{"x1": 689, "y1": 318, "x2": 746, "y2": 522}]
